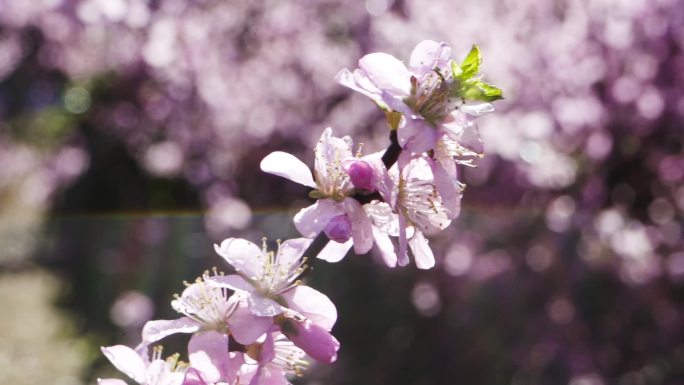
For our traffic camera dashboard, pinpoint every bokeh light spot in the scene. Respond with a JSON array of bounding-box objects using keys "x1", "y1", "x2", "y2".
[
  {"x1": 365, "y1": 0, "x2": 390, "y2": 16},
  {"x1": 109, "y1": 291, "x2": 154, "y2": 328},
  {"x1": 63, "y1": 87, "x2": 91, "y2": 114},
  {"x1": 547, "y1": 297, "x2": 575, "y2": 325},
  {"x1": 411, "y1": 282, "x2": 441, "y2": 318},
  {"x1": 526, "y1": 244, "x2": 553, "y2": 272}
]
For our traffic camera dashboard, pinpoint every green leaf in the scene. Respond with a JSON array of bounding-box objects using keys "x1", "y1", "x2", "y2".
[
  {"x1": 476, "y1": 81, "x2": 504, "y2": 101},
  {"x1": 450, "y1": 60, "x2": 463, "y2": 78},
  {"x1": 458, "y1": 79, "x2": 504, "y2": 102},
  {"x1": 459, "y1": 44, "x2": 481, "y2": 80},
  {"x1": 450, "y1": 44, "x2": 504, "y2": 103}
]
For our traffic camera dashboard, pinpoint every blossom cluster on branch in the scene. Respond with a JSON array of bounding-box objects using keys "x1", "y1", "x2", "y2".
[{"x1": 100, "y1": 40, "x2": 502, "y2": 385}]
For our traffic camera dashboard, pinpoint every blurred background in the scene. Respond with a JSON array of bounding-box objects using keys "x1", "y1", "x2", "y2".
[{"x1": 1, "y1": 0, "x2": 683, "y2": 384}]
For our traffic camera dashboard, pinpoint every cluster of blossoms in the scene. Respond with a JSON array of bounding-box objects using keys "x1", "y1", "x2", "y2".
[
  {"x1": 100, "y1": 40, "x2": 502, "y2": 385},
  {"x1": 264, "y1": 40, "x2": 502, "y2": 268}
]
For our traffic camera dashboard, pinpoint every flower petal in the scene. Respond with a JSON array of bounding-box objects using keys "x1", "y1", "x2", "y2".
[
  {"x1": 409, "y1": 40, "x2": 451, "y2": 76},
  {"x1": 182, "y1": 367, "x2": 207, "y2": 385},
  {"x1": 224, "y1": 352, "x2": 246, "y2": 385},
  {"x1": 443, "y1": 111, "x2": 484, "y2": 156},
  {"x1": 204, "y1": 274, "x2": 255, "y2": 293},
  {"x1": 317, "y1": 239, "x2": 353, "y2": 263},
  {"x1": 431, "y1": 160, "x2": 462, "y2": 220},
  {"x1": 248, "y1": 294, "x2": 284, "y2": 317},
  {"x1": 372, "y1": 225, "x2": 397, "y2": 268},
  {"x1": 294, "y1": 200, "x2": 344, "y2": 238},
  {"x1": 227, "y1": 300, "x2": 273, "y2": 345},
  {"x1": 141, "y1": 317, "x2": 200, "y2": 346},
  {"x1": 101, "y1": 345, "x2": 147, "y2": 383},
  {"x1": 260, "y1": 151, "x2": 316, "y2": 188},
  {"x1": 145, "y1": 359, "x2": 183, "y2": 385},
  {"x1": 366, "y1": 156, "x2": 395, "y2": 204},
  {"x1": 334, "y1": 68, "x2": 384, "y2": 106},
  {"x1": 276, "y1": 238, "x2": 313, "y2": 271},
  {"x1": 188, "y1": 331, "x2": 229, "y2": 383},
  {"x1": 358, "y1": 52, "x2": 411, "y2": 97},
  {"x1": 314, "y1": 128, "x2": 353, "y2": 191},
  {"x1": 248, "y1": 365, "x2": 288, "y2": 385},
  {"x1": 343, "y1": 198, "x2": 373, "y2": 254},
  {"x1": 397, "y1": 214, "x2": 410, "y2": 267},
  {"x1": 259, "y1": 331, "x2": 276, "y2": 364},
  {"x1": 214, "y1": 238, "x2": 263, "y2": 279},
  {"x1": 460, "y1": 102, "x2": 494, "y2": 116},
  {"x1": 398, "y1": 118, "x2": 439, "y2": 153},
  {"x1": 281, "y1": 285, "x2": 337, "y2": 331},
  {"x1": 409, "y1": 230, "x2": 435, "y2": 269},
  {"x1": 97, "y1": 379, "x2": 128, "y2": 385}
]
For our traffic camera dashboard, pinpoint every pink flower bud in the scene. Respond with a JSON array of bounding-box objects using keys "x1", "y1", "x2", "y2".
[
  {"x1": 323, "y1": 215, "x2": 352, "y2": 243},
  {"x1": 347, "y1": 160, "x2": 375, "y2": 191},
  {"x1": 282, "y1": 319, "x2": 340, "y2": 364}
]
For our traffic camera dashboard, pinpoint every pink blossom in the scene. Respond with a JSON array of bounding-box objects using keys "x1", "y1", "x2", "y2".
[
  {"x1": 207, "y1": 237, "x2": 337, "y2": 325},
  {"x1": 367, "y1": 154, "x2": 452, "y2": 269},
  {"x1": 260, "y1": 127, "x2": 373, "y2": 261},
  {"x1": 140, "y1": 280, "x2": 241, "y2": 347},
  {"x1": 336, "y1": 40, "x2": 494, "y2": 154}
]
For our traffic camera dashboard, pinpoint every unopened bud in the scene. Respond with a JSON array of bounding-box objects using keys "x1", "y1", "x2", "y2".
[
  {"x1": 323, "y1": 215, "x2": 352, "y2": 243},
  {"x1": 280, "y1": 318, "x2": 339, "y2": 364},
  {"x1": 347, "y1": 160, "x2": 375, "y2": 191}
]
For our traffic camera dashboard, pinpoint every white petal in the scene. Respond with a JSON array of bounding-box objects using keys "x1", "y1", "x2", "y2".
[
  {"x1": 314, "y1": 128, "x2": 353, "y2": 191},
  {"x1": 365, "y1": 157, "x2": 395, "y2": 204},
  {"x1": 443, "y1": 114, "x2": 484, "y2": 156},
  {"x1": 101, "y1": 345, "x2": 146, "y2": 383},
  {"x1": 214, "y1": 238, "x2": 263, "y2": 279},
  {"x1": 276, "y1": 238, "x2": 313, "y2": 270},
  {"x1": 141, "y1": 317, "x2": 200, "y2": 345},
  {"x1": 460, "y1": 102, "x2": 495, "y2": 116},
  {"x1": 364, "y1": 202, "x2": 399, "y2": 236},
  {"x1": 372, "y1": 226, "x2": 397, "y2": 268},
  {"x1": 260, "y1": 151, "x2": 316, "y2": 188},
  {"x1": 397, "y1": 214, "x2": 410, "y2": 267},
  {"x1": 409, "y1": 40, "x2": 451, "y2": 75},
  {"x1": 431, "y1": 161, "x2": 462, "y2": 220},
  {"x1": 249, "y1": 294, "x2": 284, "y2": 317},
  {"x1": 358, "y1": 52, "x2": 411, "y2": 97},
  {"x1": 343, "y1": 198, "x2": 373, "y2": 254},
  {"x1": 281, "y1": 285, "x2": 337, "y2": 331},
  {"x1": 294, "y1": 200, "x2": 344, "y2": 238},
  {"x1": 409, "y1": 231, "x2": 435, "y2": 269},
  {"x1": 317, "y1": 239, "x2": 353, "y2": 263},
  {"x1": 160, "y1": 372, "x2": 184, "y2": 385},
  {"x1": 204, "y1": 274, "x2": 255, "y2": 293},
  {"x1": 335, "y1": 68, "x2": 384, "y2": 106},
  {"x1": 145, "y1": 359, "x2": 178, "y2": 385},
  {"x1": 97, "y1": 379, "x2": 128, "y2": 385}
]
